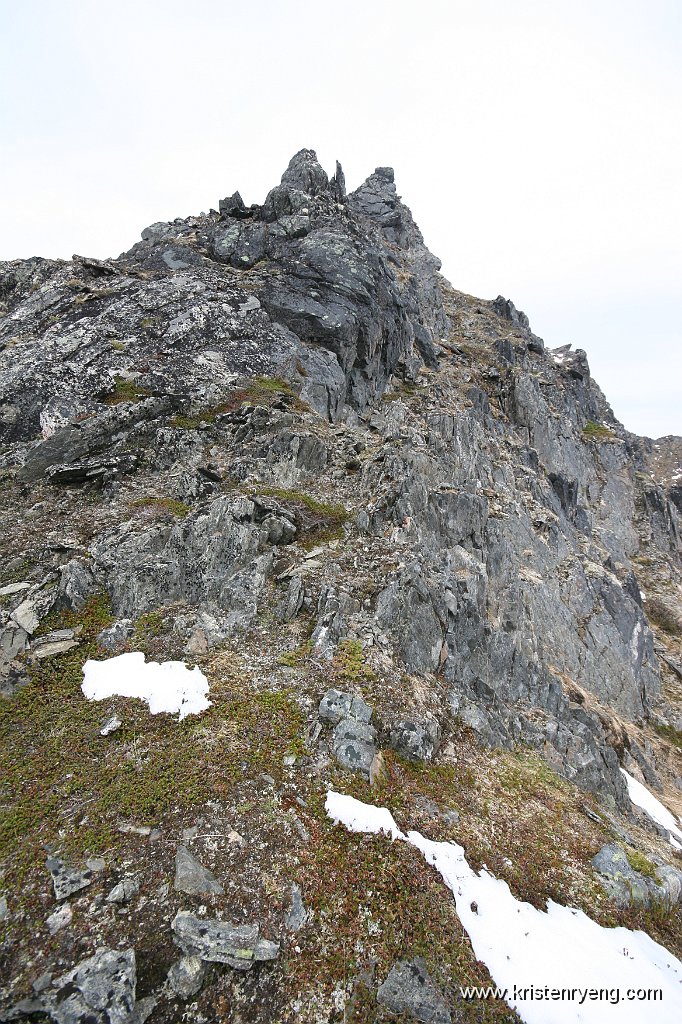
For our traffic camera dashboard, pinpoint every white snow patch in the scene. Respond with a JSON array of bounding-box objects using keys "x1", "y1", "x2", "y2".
[
  {"x1": 325, "y1": 791, "x2": 404, "y2": 840},
  {"x1": 621, "y1": 769, "x2": 682, "y2": 847},
  {"x1": 326, "y1": 791, "x2": 682, "y2": 1023},
  {"x1": 82, "y1": 651, "x2": 211, "y2": 720}
]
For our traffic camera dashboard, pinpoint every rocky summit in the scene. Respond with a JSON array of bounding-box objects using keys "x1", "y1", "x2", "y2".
[{"x1": 0, "y1": 149, "x2": 681, "y2": 1023}]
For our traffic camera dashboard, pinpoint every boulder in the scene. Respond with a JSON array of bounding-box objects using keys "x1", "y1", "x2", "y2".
[{"x1": 376, "y1": 958, "x2": 451, "y2": 1023}]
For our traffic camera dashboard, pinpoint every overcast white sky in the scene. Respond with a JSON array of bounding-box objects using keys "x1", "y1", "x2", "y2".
[{"x1": 1, "y1": 0, "x2": 680, "y2": 437}]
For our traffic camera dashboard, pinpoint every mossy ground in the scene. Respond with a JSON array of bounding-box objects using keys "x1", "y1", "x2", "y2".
[{"x1": 129, "y1": 496, "x2": 190, "y2": 519}]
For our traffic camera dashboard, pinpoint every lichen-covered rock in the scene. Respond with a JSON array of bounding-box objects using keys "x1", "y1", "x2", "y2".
[
  {"x1": 376, "y1": 958, "x2": 451, "y2": 1023},
  {"x1": 171, "y1": 911, "x2": 279, "y2": 970},
  {"x1": 15, "y1": 948, "x2": 146, "y2": 1024},
  {"x1": 389, "y1": 718, "x2": 441, "y2": 762},
  {"x1": 166, "y1": 956, "x2": 206, "y2": 999},
  {"x1": 46, "y1": 856, "x2": 94, "y2": 902}
]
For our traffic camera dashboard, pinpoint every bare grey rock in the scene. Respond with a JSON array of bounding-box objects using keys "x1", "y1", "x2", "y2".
[
  {"x1": 332, "y1": 717, "x2": 379, "y2": 780},
  {"x1": 166, "y1": 956, "x2": 206, "y2": 999},
  {"x1": 285, "y1": 883, "x2": 308, "y2": 932},
  {"x1": 106, "y1": 876, "x2": 140, "y2": 904},
  {"x1": 30, "y1": 629, "x2": 79, "y2": 659},
  {"x1": 174, "y1": 846, "x2": 224, "y2": 896},
  {"x1": 24, "y1": 947, "x2": 140, "y2": 1024},
  {"x1": 97, "y1": 619, "x2": 133, "y2": 651},
  {"x1": 389, "y1": 718, "x2": 441, "y2": 762},
  {"x1": 377, "y1": 958, "x2": 451, "y2": 1023}
]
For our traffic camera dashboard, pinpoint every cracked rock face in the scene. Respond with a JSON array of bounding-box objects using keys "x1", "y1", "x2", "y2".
[{"x1": 1, "y1": 149, "x2": 677, "y2": 804}]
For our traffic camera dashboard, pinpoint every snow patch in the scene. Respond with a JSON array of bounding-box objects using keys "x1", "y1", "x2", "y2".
[
  {"x1": 325, "y1": 791, "x2": 404, "y2": 841},
  {"x1": 621, "y1": 769, "x2": 682, "y2": 847},
  {"x1": 326, "y1": 791, "x2": 682, "y2": 1023},
  {"x1": 82, "y1": 651, "x2": 211, "y2": 720}
]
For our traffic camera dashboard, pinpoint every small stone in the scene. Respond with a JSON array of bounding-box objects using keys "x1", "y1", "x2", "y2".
[
  {"x1": 0, "y1": 582, "x2": 30, "y2": 597},
  {"x1": 167, "y1": 955, "x2": 206, "y2": 999},
  {"x1": 107, "y1": 875, "x2": 141, "y2": 904},
  {"x1": 184, "y1": 627, "x2": 208, "y2": 658},
  {"x1": 389, "y1": 718, "x2": 441, "y2": 762},
  {"x1": 85, "y1": 857, "x2": 106, "y2": 872},
  {"x1": 332, "y1": 717, "x2": 379, "y2": 780},
  {"x1": 118, "y1": 822, "x2": 153, "y2": 835},
  {"x1": 97, "y1": 618, "x2": 134, "y2": 651},
  {"x1": 32, "y1": 972, "x2": 52, "y2": 994},
  {"x1": 46, "y1": 902, "x2": 73, "y2": 934},
  {"x1": 100, "y1": 714, "x2": 122, "y2": 736},
  {"x1": 318, "y1": 689, "x2": 353, "y2": 725},
  {"x1": 285, "y1": 883, "x2": 308, "y2": 932},
  {"x1": 0, "y1": 895, "x2": 7, "y2": 921},
  {"x1": 174, "y1": 845, "x2": 224, "y2": 896}
]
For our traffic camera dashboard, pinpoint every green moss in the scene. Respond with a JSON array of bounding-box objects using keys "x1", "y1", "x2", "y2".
[
  {"x1": 381, "y1": 379, "x2": 420, "y2": 403},
  {"x1": 130, "y1": 496, "x2": 189, "y2": 518},
  {"x1": 36, "y1": 591, "x2": 113, "y2": 639},
  {"x1": 0, "y1": 629, "x2": 306, "y2": 901},
  {"x1": 582, "y1": 421, "x2": 614, "y2": 441},
  {"x1": 331, "y1": 639, "x2": 376, "y2": 685},
  {"x1": 0, "y1": 556, "x2": 31, "y2": 588},
  {"x1": 626, "y1": 850, "x2": 659, "y2": 880},
  {"x1": 170, "y1": 376, "x2": 306, "y2": 430},
  {"x1": 104, "y1": 375, "x2": 150, "y2": 406},
  {"x1": 256, "y1": 486, "x2": 349, "y2": 545},
  {"x1": 278, "y1": 639, "x2": 313, "y2": 667},
  {"x1": 133, "y1": 611, "x2": 166, "y2": 645},
  {"x1": 652, "y1": 722, "x2": 682, "y2": 749}
]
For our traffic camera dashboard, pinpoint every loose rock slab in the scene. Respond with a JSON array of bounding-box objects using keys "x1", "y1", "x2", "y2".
[
  {"x1": 174, "y1": 845, "x2": 224, "y2": 896},
  {"x1": 171, "y1": 911, "x2": 279, "y2": 970},
  {"x1": 46, "y1": 856, "x2": 94, "y2": 901}
]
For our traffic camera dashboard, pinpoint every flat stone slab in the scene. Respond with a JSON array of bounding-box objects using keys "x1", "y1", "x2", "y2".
[
  {"x1": 171, "y1": 911, "x2": 279, "y2": 970},
  {"x1": 46, "y1": 856, "x2": 94, "y2": 901}
]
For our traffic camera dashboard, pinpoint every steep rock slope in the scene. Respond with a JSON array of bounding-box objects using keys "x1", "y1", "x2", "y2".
[{"x1": 0, "y1": 150, "x2": 681, "y2": 1023}]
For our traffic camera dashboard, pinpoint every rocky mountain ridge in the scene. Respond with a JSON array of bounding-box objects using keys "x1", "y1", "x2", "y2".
[{"x1": 0, "y1": 149, "x2": 681, "y2": 1023}]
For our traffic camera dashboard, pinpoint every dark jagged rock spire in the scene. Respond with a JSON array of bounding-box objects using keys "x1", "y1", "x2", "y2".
[{"x1": 280, "y1": 148, "x2": 330, "y2": 196}]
